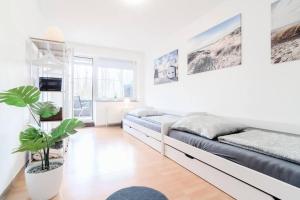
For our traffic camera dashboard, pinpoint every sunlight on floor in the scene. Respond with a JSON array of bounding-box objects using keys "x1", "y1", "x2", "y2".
[{"x1": 4, "y1": 127, "x2": 233, "y2": 200}]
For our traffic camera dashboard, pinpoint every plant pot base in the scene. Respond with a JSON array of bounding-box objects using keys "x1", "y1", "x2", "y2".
[{"x1": 25, "y1": 160, "x2": 63, "y2": 200}]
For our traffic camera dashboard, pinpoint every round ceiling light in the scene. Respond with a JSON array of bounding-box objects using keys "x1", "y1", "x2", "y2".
[
  {"x1": 123, "y1": 0, "x2": 146, "y2": 6},
  {"x1": 44, "y1": 26, "x2": 64, "y2": 42}
]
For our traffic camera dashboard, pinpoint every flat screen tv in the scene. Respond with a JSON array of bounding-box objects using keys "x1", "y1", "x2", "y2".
[{"x1": 39, "y1": 77, "x2": 62, "y2": 91}]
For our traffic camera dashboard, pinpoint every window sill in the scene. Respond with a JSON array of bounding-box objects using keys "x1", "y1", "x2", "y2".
[{"x1": 95, "y1": 99, "x2": 138, "y2": 103}]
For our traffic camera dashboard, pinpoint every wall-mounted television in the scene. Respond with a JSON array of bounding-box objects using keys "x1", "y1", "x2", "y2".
[{"x1": 39, "y1": 77, "x2": 62, "y2": 91}]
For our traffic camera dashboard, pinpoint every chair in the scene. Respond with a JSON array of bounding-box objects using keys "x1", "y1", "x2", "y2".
[{"x1": 73, "y1": 96, "x2": 90, "y2": 117}]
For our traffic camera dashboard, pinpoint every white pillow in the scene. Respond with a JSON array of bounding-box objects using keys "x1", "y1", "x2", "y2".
[
  {"x1": 171, "y1": 115, "x2": 247, "y2": 139},
  {"x1": 128, "y1": 108, "x2": 164, "y2": 118}
]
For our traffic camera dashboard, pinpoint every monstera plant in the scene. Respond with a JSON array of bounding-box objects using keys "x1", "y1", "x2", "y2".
[{"x1": 0, "y1": 85, "x2": 83, "y2": 200}]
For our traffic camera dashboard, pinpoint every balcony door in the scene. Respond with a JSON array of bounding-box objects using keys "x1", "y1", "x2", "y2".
[{"x1": 73, "y1": 56, "x2": 93, "y2": 122}]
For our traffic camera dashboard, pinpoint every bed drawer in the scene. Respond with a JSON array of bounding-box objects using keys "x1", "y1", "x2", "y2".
[
  {"x1": 164, "y1": 145, "x2": 273, "y2": 200},
  {"x1": 123, "y1": 119, "x2": 162, "y2": 141},
  {"x1": 124, "y1": 124, "x2": 161, "y2": 152}
]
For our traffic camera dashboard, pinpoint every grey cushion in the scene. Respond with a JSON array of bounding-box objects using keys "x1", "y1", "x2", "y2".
[
  {"x1": 184, "y1": 112, "x2": 208, "y2": 117},
  {"x1": 171, "y1": 114, "x2": 247, "y2": 139}
]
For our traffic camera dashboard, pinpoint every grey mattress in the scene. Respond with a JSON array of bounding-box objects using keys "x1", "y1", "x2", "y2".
[
  {"x1": 124, "y1": 115, "x2": 161, "y2": 132},
  {"x1": 168, "y1": 130, "x2": 300, "y2": 188}
]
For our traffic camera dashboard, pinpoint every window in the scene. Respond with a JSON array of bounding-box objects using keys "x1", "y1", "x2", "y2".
[{"x1": 95, "y1": 58, "x2": 136, "y2": 101}]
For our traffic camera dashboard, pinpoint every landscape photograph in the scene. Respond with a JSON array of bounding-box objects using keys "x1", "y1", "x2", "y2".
[
  {"x1": 154, "y1": 50, "x2": 178, "y2": 84},
  {"x1": 271, "y1": 0, "x2": 300, "y2": 64},
  {"x1": 187, "y1": 14, "x2": 242, "y2": 75}
]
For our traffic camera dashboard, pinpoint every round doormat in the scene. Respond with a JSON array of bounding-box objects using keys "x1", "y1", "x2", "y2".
[{"x1": 106, "y1": 186, "x2": 168, "y2": 200}]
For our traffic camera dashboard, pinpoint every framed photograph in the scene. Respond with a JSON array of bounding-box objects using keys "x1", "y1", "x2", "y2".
[
  {"x1": 271, "y1": 0, "x2": 300, "y2": 64},
  {"x1": 187, "y1": 14, "x2": 242, "y2": 75},
  {"x1": 154, "y1": 49, "x2": 178, "y2": 84}
]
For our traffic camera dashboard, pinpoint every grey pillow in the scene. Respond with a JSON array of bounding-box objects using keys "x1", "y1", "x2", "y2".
[
  {"x1": 128, "y1": 108, "x2": 164, "y2": 118},
  {"x1": 184, "y1": 112, "x2": 208, "y2": 117},
  {"x1": 171, "y1": 114, "x2": 247, "y2": 139}
]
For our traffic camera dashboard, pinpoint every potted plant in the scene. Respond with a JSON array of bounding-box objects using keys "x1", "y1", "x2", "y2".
[{"x1": 0, "y1": 85, "x2": 83, "y2": 200}]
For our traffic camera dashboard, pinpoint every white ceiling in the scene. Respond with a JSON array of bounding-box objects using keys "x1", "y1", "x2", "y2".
[{"x1": 38, "y1": 0, "x2": 223, "y2": 51}]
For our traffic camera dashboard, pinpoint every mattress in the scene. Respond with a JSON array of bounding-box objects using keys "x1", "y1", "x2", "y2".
[
  {"x1": 168, "y1": 130, "x2": 300, "y2": 188},
  {"x1": 219, "y1": 129, "x2": 300, "y2": 165},
  {"x1": 124, "y1": 115, "x2": 161, "y2": 132},
  {"x1": 141, "y1": 115, "x2": 180, "y2": 125}
]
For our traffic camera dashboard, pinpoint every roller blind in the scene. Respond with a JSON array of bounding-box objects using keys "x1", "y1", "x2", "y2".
[{"x1": 94, "y1": 57, "x2": 136, "y2": 69}]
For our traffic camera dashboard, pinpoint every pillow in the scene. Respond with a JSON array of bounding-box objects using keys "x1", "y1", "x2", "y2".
[
  {"x1": 171, "y1": 115, "x2": 247, "y2": 139},
  {"x1": 128, "y1": 108, "x2": 164, "y2": 118},
  {"x1": 184, "y1": 112, "x2": 208, "y2": 117}
]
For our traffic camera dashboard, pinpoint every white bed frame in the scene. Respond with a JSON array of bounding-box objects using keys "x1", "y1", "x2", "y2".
[{"x1": 122, "y1": 118, "x2": 300, "y2": 200}]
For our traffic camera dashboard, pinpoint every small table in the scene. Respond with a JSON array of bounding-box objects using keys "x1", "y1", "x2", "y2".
[{"x1": 106, "y1": 186, "x2": 168, "y2": 200}]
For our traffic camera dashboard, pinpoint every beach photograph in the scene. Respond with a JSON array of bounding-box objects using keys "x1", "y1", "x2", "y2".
[
  {"x1": 187, "y1": 14, "x2": 242, "y2": 75},
  {"x1": 154, "y1": 50, "x2": 178, "y2": 84},
  {"x1": 271, "y1": 0, "x2": 300, "y2": 64}
]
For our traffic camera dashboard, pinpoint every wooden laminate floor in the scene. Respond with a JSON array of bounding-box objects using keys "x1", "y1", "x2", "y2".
[{"x1": 4, "y1": 127, "x2": 233, "y2": 200}]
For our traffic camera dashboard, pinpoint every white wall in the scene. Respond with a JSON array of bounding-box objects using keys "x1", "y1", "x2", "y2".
[
  {"x1": 95, "y1": 101, "x2": 142, "y2": 125},
  {"x1": 0, "y1": 0, "x2": 45, "y2": 195},
  {"x1": 144, "y1": 0, "x2": 300, "y2": 129},
  {"x1": 70, "y1": 43, "x2": 144, "y2": 125}
]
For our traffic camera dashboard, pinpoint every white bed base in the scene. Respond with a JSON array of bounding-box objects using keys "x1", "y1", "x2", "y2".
[
  {"x1": 123, "y1": 119, "x2": 300, "y2": 200},
  {"x1": 123, "y1": 119, "x2": 163, "y2": 152}
]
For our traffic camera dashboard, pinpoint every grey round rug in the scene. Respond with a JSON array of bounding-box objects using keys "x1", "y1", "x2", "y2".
[{"x1": 106, "y1": 186, "x2": 168, "y2": 200}]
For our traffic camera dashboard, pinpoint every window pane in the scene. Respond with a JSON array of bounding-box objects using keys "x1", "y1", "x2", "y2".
[
  {"x1": 123, "y1": 69, "x2": 134, "y2": 98},
  {"x1": 96, "y1": 66, "x2": 135, "y2": 100},
  {"x1": 73, "y1": 63, "x2": 93, "y2": 100}
]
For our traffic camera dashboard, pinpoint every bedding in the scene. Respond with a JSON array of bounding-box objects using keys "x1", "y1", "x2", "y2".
[
  {"x1": 127, "y1": 107, "x2": 164, "y2": 118},
  {"x1": 218, "y1": 129, "x2": 300, "y2": 165},
  {"x1": 168, "y1": 129, "x2": 300, "y2": 188},
  {"x1": 141, "y1": 115, "x2": 180, "y2": 125},
  {"x1": 171, "y1": 114, "x2": 247, "y2": 139},
  {"x1": 124, "y1": 115, "x2": 161, "y2": 132},
  {"x1": 184, "y1": 112, "x2": 208, "y2": 117}
]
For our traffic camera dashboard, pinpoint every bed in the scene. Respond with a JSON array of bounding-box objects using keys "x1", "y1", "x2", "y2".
[
  {"x1": 123, "y1": 114, "x2": 179, "y2": 153},
  {"x1": 168, "y1": 129, "x2": 300, "y2": 189},
  {"x1": 124, "y1": 114, "x2": 161, "y2": 133},
  {"x1": 163, "y1": 128, "x2": 300, "y2": 200},
  {"x1": 123, "y1": 112, "x2": 300, "y2": 199}
]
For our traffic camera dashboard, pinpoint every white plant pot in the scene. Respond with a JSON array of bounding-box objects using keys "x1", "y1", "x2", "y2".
[{"x1": 25, "y1": 160, "x2": 63, "y2": 200}]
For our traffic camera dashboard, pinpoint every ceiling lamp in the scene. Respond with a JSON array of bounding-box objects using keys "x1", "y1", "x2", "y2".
[{"x1": 44, "y1": 26, "x2": 64, "y2": 42}]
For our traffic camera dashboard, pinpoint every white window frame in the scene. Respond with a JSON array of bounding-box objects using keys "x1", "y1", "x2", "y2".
[{"x1": 94, "y1": 58, "x2": 137, "y2": 102}]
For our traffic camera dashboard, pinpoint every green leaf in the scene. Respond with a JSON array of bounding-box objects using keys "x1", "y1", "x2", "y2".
[
  {"x1": 0, "y1": 86, "x2": 40, "y2": 107},
  {"x1": 13, "y1": 126, "x2": 49, "y2": 153},
  {"x1": 50, "y1": 119, "x2": 84, "y2": 142},
  {"x1": 30, "y1": 101, "x2": 59, "y2": 118}
]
